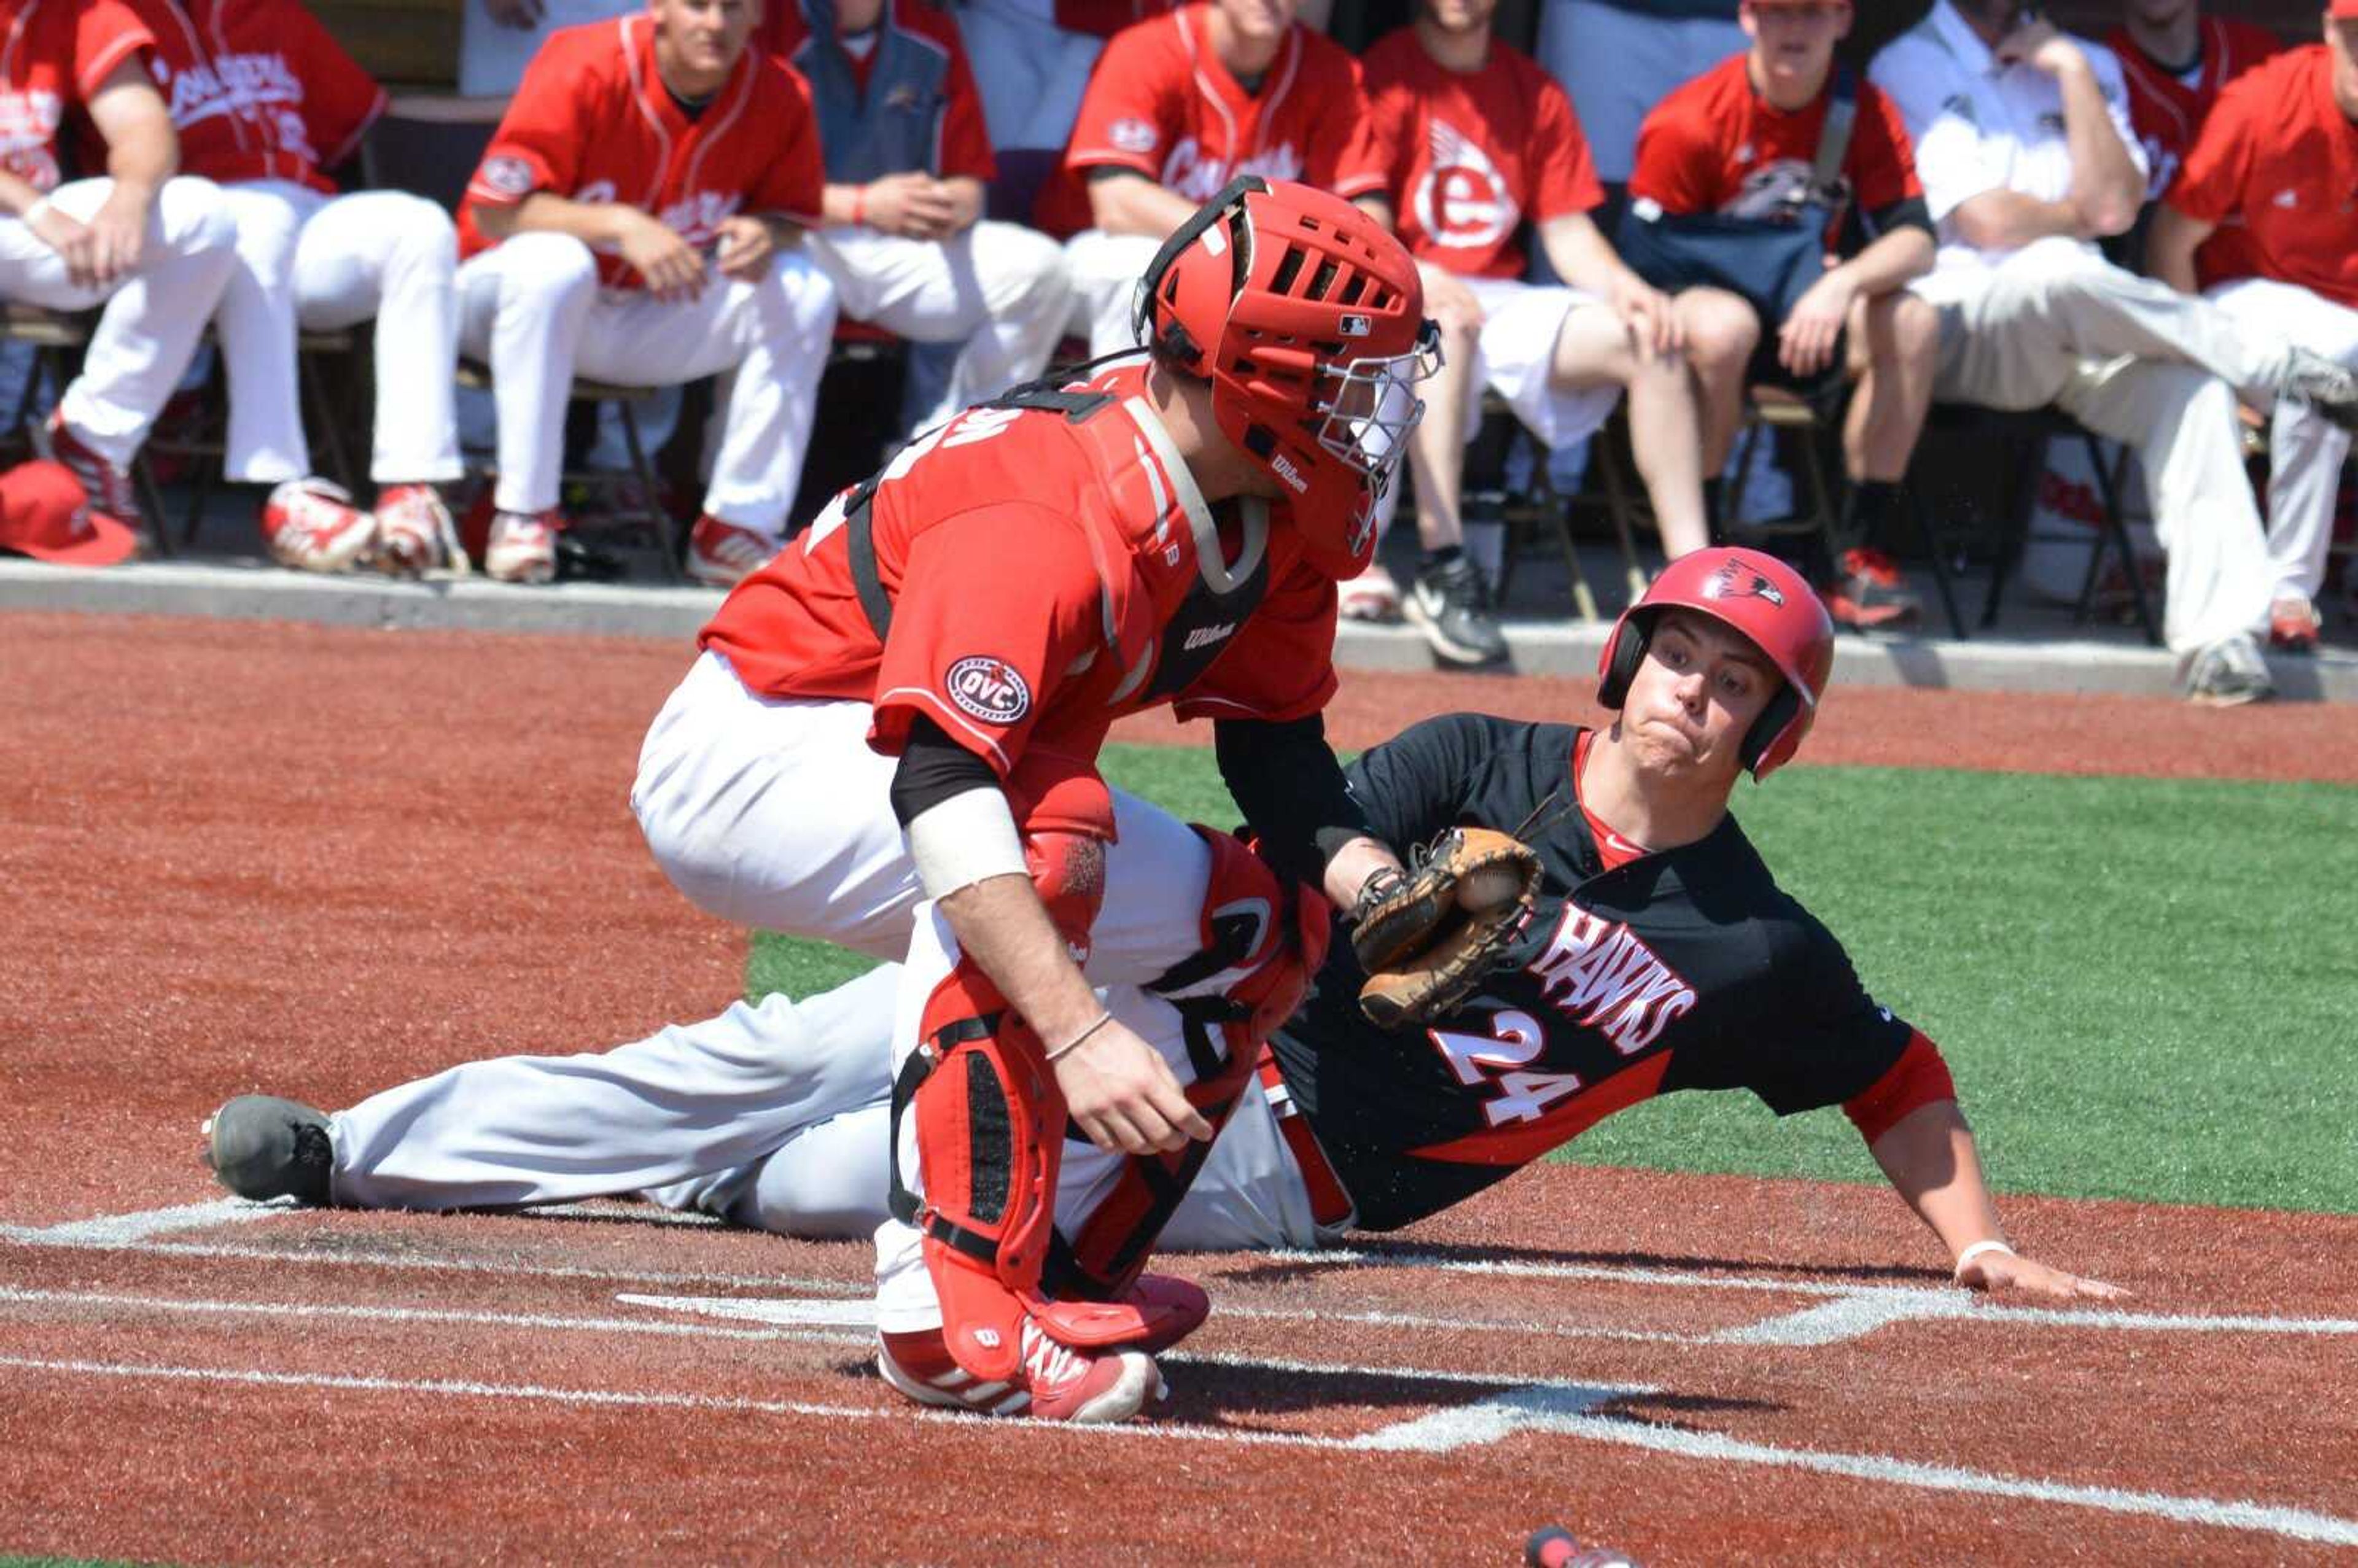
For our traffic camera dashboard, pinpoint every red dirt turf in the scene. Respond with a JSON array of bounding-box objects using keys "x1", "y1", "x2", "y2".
[{"x1": 4, "y1": 613, "x2": 2355, "y2": 1566}]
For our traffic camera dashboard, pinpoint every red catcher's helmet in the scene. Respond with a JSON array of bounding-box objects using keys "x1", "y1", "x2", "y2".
[
  {"x1": 1132, "y1": 174, "x2": 1438, "y2": 581},
  {"x1": 1595, "y1": 547, "x2": 1835, "y2": 779}
]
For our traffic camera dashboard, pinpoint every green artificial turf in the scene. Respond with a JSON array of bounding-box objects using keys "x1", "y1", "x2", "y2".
[{"x1": 749, "y1": 745, "x2": 2358, "y2": 1215}]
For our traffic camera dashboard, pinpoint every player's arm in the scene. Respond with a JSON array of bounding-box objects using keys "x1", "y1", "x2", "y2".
[
  {"x1": 1536, "y1": 211, "x2": 1681, "y2": 357},
  {"x1": 1866, "y1": 1096, "x2": 2126, "y2": 1302},
  {"x1": 1087, "y1": 168, "x2": 1200, "y2": 239},
  {"x1": 894, "y1": 722, "x2": 1212, "y2": 1157},
  {"x1": 479, "y1": 192, "x2": 709, "y2": 301},
  {"x1": 2016, "y1": 29, "x2": 2142, "y2": 239},
  {"x1": 1214, "y1": 715, "x2": 1402, "y2": 910},
  {"x1": 66, "y1": 59, "x2": 177, "y2": 288},
  {"x1": 2144, "y1": 203, "x2": 2214, "y2": 295}
]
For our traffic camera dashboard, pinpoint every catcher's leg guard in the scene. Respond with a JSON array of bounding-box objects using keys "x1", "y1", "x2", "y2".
[
  {"x1": 892, "y1": 830, "x2": 1115, "y2": 1382},
  {"x1": 1049, "y1": 828, "x2": 1331, "y2": 1305}
]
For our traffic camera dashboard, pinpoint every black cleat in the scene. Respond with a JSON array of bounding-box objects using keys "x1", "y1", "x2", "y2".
[{"x1": 1406, "y1": 555, "x2": 1511, "y2": 667}]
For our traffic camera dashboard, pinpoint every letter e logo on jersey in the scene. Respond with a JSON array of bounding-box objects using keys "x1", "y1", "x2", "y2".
[{"x1": 945, "y1": 656, "x2": 1032, "y2": 725}]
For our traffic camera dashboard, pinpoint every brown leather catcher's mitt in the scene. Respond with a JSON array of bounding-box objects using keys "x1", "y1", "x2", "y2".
[{"x1": 1351, "y1": 826, "x2": 1543, "y2": 1030}]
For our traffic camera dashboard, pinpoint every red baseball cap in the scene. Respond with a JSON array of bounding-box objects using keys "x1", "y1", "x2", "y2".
[{"x1": 0, "y1": 459, "x2": 138, "y2": 566}]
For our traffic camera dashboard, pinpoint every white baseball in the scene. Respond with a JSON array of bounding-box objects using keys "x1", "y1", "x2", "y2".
[{"x1": 1458, "y1": 866, "x2": 1524, "y2": 912}]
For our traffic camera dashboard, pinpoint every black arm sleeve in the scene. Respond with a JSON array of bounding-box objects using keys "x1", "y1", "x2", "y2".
[
  {"x1": 1214, "y1": 715, "x2": 1373, "y2": 887},
  {"x1": 889, "y1": 715, "x2": 1001, "y2": 827},
  {"x1": 1866, "y1": 195, "x2": 1935, "y2": 241}
]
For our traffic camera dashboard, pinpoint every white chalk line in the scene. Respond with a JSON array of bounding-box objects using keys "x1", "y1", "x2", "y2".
[
  {"x1": 6, "y1": 1198, "x2": 293, "y2": 1245},
  {"x1": 3, "y1": 1348, "x2": 2352, "y2": 1548}
]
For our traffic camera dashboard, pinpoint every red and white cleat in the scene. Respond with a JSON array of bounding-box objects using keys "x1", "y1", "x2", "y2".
[
  {"x1": 877, "y1": 1319, "x2": 1167, "y2": 1423},
  {"x1": 371, "y1": 483, "x2": 462, "y2": 576},
  {"x1": 2268, "y1": 596, "x2": 2321, "y2": 654},
  {"x1": 485, "y1": 507, "x2": 562, "y2": 585},
  {"x1": 685, "y1": 513, "x2": 775, "y2": 588},
  {"x1": 1338, "y1": 560, "x2": 1402, "y2": 623},
  {"x1": 260, "y1": 477, "x2": 376, "y2": 574},
  {"x1": 37, "y1": 410, "x2": 146, "y2": 543}
]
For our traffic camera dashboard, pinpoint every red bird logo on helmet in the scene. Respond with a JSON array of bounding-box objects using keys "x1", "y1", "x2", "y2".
[{"x1": 1705, "y1": 559, "x2": 1786, "y2": 608}]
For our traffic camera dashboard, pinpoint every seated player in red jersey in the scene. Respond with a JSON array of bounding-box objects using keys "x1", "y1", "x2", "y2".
[
  {"x1": 1041, "y1": 0, "x2": 1388, "y2": 360},
  {"x1": 207, "y1": 177, "x2": 1444, "y2": 1426},
  {"x1": 2150, "y1": 9, "x2": 2358, "y2": 653},
  {"x1": 1630, "y1": 0, "x2": 1942, "y2": 632},
  {"x1": 456, "y1": 0, "x2": 839, "y2": 587},
  {"x1": 2105, "y1": 0, "x2": 2281, "y2": 219},
  {"x1": 1358, "y1": 0, "x2": 1714, "y2": 668},
  {"x1": 210, "y1": 548, "x2": 2123, "y2": 1426}
]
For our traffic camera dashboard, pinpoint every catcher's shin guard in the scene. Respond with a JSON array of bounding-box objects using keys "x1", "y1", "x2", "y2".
[
  {"x1": 1053, "y1": 828, "x2": 1331, "y2": 1301},
  {"x1": 893, "y1": 830, "x2": 1131, "y2": 1382}
]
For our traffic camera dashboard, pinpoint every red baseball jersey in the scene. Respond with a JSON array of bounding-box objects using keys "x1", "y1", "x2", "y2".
[
  {"x1": 2105, "y1": 16, "x2": 2281, "y2": 202},
  {"x1": 459, "y1": 14, "x2": 825, "y2": 290},
  {"x1": 758, "y1": 0, "x2": 995, "y2": 184},
  {"x1": 1630, "y1": 53, "x2": 1921, "y2": 247},
  {"x1": 1038, "y1": 6, "x2": 1385, "y2": 238},
  {"x1": 0, "y1": 0, "x2": 152, "y2": 194},
  {"x1": 702, "y1": 360, "x2": 1339, "y2": 837},
  {"x1": 2168, "y1": 46, "x2": 2358, "y2": 311},
  {"x1": 113, "y1": 0, "x2": 385, "y2": 194},
  {"x1": 1359, "y1": 28, "x2": 1602, "y2": 281}
]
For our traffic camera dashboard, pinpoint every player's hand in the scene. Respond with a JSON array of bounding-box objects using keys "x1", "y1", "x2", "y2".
[
  {"x1": 860, "y1": 173, "x2": 960, "y2": 241},
  {"x1": 1051, "y1": 1017, "x2": 1213, "y2": 1157},
  {"x1": 1996, "y1": 14, "x2": 2084, "y2": 79},
  {"x1": 712, "y1": 215, "x2": 776, "y2": 282},
  {"x1": 483, "y1": 0, "x2": 545, "y2": 27},
  {"x1": 1611, "y1": 273, "x2": 1683, "y2": 359},
  {"x1": 1956, "y1": 1249, "x2": 2128, "y2": 1302},
  {"x1": 27, "y1": 204, "x2": 101, "y2": 290},
  {"x1": 618, "y1": 210, "x2": 707, "y2": 303},
  {"x1": 1415, "y1": 262, "x2": 1486, "y2": 336},
  {"x1": 1778, "y1": 267, "x2": 1855, "y2": 378},
  {"x1": 81, "y1": 190, "x2": 149, "y2": 288}
]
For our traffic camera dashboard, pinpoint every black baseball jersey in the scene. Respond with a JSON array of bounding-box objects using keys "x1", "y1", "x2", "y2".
[{"x1": 1269, "y1": 713, "x2": 1916, "y2": 1232}]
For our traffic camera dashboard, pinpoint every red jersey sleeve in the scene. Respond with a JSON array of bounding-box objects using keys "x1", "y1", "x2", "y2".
[
  {"x1": 936, "y1": 24, "x2": 997, "y2": 183},
  {"x1": 466, "y1": 42, "x2": 594, "y2": 209},
  {"x1": 1848, "y1": 81, "x2": 1924, "y2": 214},
  {"x1": 2165, "y1": 74, "x2": 2259, "y2": 226},
  {"x1": 1172, "y1": 558, "x2": 1339, "y2": 723},
  {"x1": 750, "y1": 62, "x2": 828, "y2": 221},
  {"x1": 1530, "y1": 74, "x2": 1605, "y2": 220},
  {"x1": 870, "y1": 508, "x2": 1110, "y2": 774},
  {"x1": 72, "y1": 0, "x2": 154, "y2": 98},
  {"x1": 1841, "y1": 1032, "x2": 1956, "y2": 1146},
  {"x1": 284, "y1": 2, "x2": 387, "y2": 172},
  {"x1": 1627, "y1": 82, "x2": 1725, "y2": 214},
  {"x1": 1064, "y1": 23, "x2": 1179, "y2": 179}
]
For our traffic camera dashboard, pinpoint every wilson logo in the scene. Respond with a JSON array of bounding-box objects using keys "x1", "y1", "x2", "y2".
[
  {"x1": 1183, "y1": 622, "x2": 1237, "y2": 651},
  {"x1": 1269, "y1": 453, "x2": 1310, "y2": 494},
  {"x1": 944, "y1": 656, "x2": 1031, "y2": 725}
]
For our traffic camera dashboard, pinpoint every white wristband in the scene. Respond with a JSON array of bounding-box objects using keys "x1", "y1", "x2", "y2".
[{"x1": 1955, "y1": 1240, "x2": 2016, "y2": 1271}]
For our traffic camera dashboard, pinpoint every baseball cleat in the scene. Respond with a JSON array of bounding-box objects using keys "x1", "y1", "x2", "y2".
[
  {"x1": 685, "y1": 514, "x2": 775, "y2": 588},
  {"x1": 2268, "y1": 596, "x2": 2321, "y2": 654},
  {"x1": 1337, "y1": 560, "x2": 1403, "y2": 623},
  {"x1": 2277, "y1": 348, "x2": 2358, "y2": 433},
  {"x1": 486, "y1": 508, "x2": 562, "y2": 584},
  {"x1": 1406, "y1": 555, "x2": 1511, "y2": 667},
  {"x1": 202, "y1": 1095, "x2": 333, "y2": 1205},
  {"x1": 876, "y1": 1321, "x2": 1167, "y2": 1422},
  {"x1": 260, "y1": 478, "x2": 376, "y2": 574},
  {"x1": 2183, "y1": 633, "x2": 2276, "y2": 707},
  {"x1": 370, "y1": 483, "x2": 463, "y2": 577},
  {"x1": 1819, "y1": 546, "x2": 1923, "y2": 633},
  {"x1": 37, "y1": 409, "x2": 147, "y2": 542}
]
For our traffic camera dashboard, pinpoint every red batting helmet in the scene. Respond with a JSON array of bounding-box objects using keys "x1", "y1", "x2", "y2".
[
  {"x1": 1595, "y1": 546, "x2": 1835, "y2": 779},
  {"x1": 1132, "y1": 175, "x2": 1438, "y2": 581}
]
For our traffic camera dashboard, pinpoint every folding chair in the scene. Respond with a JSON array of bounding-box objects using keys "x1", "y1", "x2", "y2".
[{"x1": 1493, "y1": 398, "x2": 1651, "y2": 623}]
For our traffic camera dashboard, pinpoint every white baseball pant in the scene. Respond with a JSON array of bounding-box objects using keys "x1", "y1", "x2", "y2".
[
  {"x1": 209, "y1": 180, "x2": 464, "y2": 487},
  {"x1": 2205, "y1": 276, "x2": 2358, "y2": 607},
  {"x1": 1063, "y1": 229, "x2": 1159, "y2": 360},
  {"x1": 455, "y1": 232, "x2": 839, "y2": 538},
  {"x1": 1926, "y1": 247, "x2": 2279, "y2": 654},
  {"x1": 805, "y1": 221, "x2": 1074, "y2": 430},
  {"x1": 327, "y1": 650, "x2": 1294, "y2": 1308},
  {"x1": 0, "y1": 176, "x2": 236, "y2": 468}
]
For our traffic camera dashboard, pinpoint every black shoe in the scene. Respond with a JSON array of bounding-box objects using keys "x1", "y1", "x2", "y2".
[
  {"x1": 202, "y1": 1095, "x2": 333, "y2": 1204},
  {"x1": 2278, "y1": 349, "x2": 2358, "y2": 433},
  {"x1": 1406, "y1": 556, "x2": 1511, "y2": 667}
]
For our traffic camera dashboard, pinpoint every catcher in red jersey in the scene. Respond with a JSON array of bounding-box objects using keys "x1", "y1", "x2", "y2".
[
  {"x1": 1041, "y1": 0, "x2": 1389, "y2": 357},
  {"x1": 2150, "y1": 11, "x2": 2358, "y2": 653}
]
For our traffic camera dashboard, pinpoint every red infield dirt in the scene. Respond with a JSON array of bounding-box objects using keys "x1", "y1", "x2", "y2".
[{"x1": 4, "y1": 613, "x2": 2356, "y2": 1567}]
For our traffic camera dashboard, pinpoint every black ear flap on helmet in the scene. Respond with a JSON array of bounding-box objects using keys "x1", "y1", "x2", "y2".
[
  {"x1": 1597, "y1": 605, "x2": 1799, "y2": 777},
  {"x1": 1130, "y1": 173, "x2": 1268, "y2": 371}
]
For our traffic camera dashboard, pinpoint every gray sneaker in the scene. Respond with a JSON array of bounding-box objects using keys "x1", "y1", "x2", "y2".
[
  {"x1": 1406, "y1": 556, "x2": 1511, "y2": 667},
  {"x1": 2184, "y1": 634, "x2": 2276, "y2": 707},
  {"x1": 203, "y1": 1095, "x2": 333, "y2": 1204},
  {"x1": 2277, "y1": 349, "x2": 2358, "y2": 433}
]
